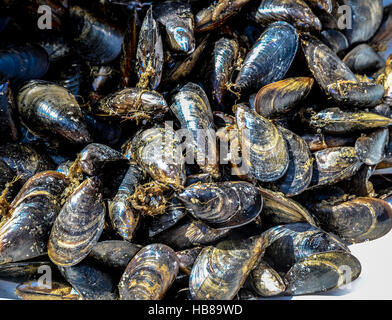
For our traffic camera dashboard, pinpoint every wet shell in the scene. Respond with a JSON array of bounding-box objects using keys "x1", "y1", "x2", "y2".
[
  {"x1": 166, "y1": 35, "x2": 209, "y2": 82},
  {"x1": 118, "y1": 243, "x2": 179, "y2": 300},
  {"x1": 309, "y1": 147, "x2": 362, "y2": 189},
  {"x1": 178, "y1": 181, "x2": 263, "y2": 230},
  {"x1": 263, "y1": 223, "x2": 349, "y2": 273},
  {"x1": 284, "y1": 251, "x2": 361, "y2": 296},
  {"x1": 0, "y1": 80, "x2": 18, "y2": 143},
  {"x1": 176, "y1": 247, "x2": 203, "y2": 275},
  {"x1": 59, "y1": 261, "x2": 117, "y2": 300},
  {"x1": 170, "y1": 82, "x2": 220, "y2": 178},
  {"x1": 258, "y1": 188, "x2": 317, "y2": 227},
  {"x1": 95, "y1": 87, "x2": 168, "y2": 121},
  {"x1": 79, "y1": 143, "x2": 127, "y2": 176},
  {"x1": 235, "y1": 104, "x2": 289, "y2": 182},
  {"x1": 342, "y1": 0, "x2": 383, "y2": 45},
  {"x1": 343, "y1": 44, "x2": 384, "y2": 75},
  {"x1": 305, "y1": 0, "x2": 333, "y2": 13},
  {"x1": 0, "y1": 171, "x2": 68, "y2": 264},
  {"x1": 129, "y1": 127, "x2": 186, "y2": 189},
  {"x1": 254, "y1": 77, "x2": 314, "y2": 119},
  {"x1": 272, "y1": 127, "x2": 313, "y2": 196},
  {"x1": 301, "y1": 33, "x2": 385, "y2": 108},
  {"x1": 48, "y1": 177, "x2": 105, "y2": 267},
  {"x1": 355, "y1": 128, "x2": 389, "y2": 166},
  {"x1": 68, "y1": 6, "x2": 123, "y2": 65},
  {"x1": 253, "y1": 0, "x2": 322, "y2": 31},
  {"x1": 189, "y1": 236, "x2": 264, "y2": 300},
  {"x1": 17, "y1": 80, "x2": 91, "y2": 145},
  {"x1": 309, "y1": 108, "x2": 392, "y2": 134},
  {"x1": 195, "y1": 0, "x2": 251, "y2": 33},
  {"x1": 148, "y1": 197, "x2": 187, "y2": 237},
  {"x1": 312, "y1": 197, "x2": 392, "y2": 244},
  {"x1": 0, "y1": 143, "x2": 55, "y2": 184},
  {"x1": 136, "y1": 7, "x2": 164, "y2": 90},
  {"x1": 89, "y1": 240, "x2": 142, "y2": 271},
  {"x1": 210, "y1": 37, "x2": 239, "y2": 106},
  {"x1": 154, "y1": 1, "x2": 195, "y2": 54},
  {"x1": 108, "y1": 164, "x2": 145, "y2": 241},
  {"x1": 0, "y1": 44, "x2": 49, "y2": 83},
  {"x1": 0, "y1": 260, "x2": 57, "y2": 282},
  {"x1": 155, "y1": 218, "x2": 230, "y2": 250},
  {"x1": 235, "y1": 21, "x2": 298, "y2": 93},
  {"x1": 320, "y1": 29, "x2": 349, "y2": 54},
  {"x1": 301, "y1": 133, "x2": 355, "y2": 153},
  {"x1": 15, "y1": 280, "x2": 79, "y2": 300}
]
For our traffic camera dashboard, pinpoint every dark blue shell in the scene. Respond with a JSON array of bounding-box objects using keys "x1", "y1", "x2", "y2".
[
  {"x1": 235, "y1": 21, "x2": 298, "y2": 93},
  {"x1": 0, "y1": 44, "x2": 49, "y2": 83}
]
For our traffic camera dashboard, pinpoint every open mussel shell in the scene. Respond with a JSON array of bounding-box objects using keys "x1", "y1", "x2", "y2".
[
  {"x1": 68, "y1": 6, "x2": 123, "y2": 65},
  {"x1": 0, "y1": 171, "x2": 68, "y2": 264},
  {"x1": 284, "y1": 251, "x2": 361, "y2": 296},
  {"x1": 262, "y1": 223, "x2": 349, "y2": 274},
  {"x1": 108, "y1": 164, "x2": 145, "y2": 241},
  {"x1": 58, "y1": 260, "x2": 118, "y2": 300},
  {"x1": 342, "y1": 0, "x2": 383, "y2": 45},
  {"x1": 189, "y1": 236, "x2": 265, "y2": 300},
  {"x1": 235, "y1": 104, "x2": 289, "y2": 182},
  {"x1": 309, "y1": 108, "x2": 392, "y2": 134},
  {"x1": 235, "y1": 21, "x2": 298, "y2": 93},
  {"x1": 48, "y1": 177, "x2": 106, "y2": 267},
  {"x1": 312, "y1": 197, "x2": 392, "y2": 244},
  {"x1": 136, "y1": 7, "x2": 164, "y2": 90},
  {"x1": 129, "y1": 126, "x2": 186, "y2": 190},
  {"x1": 15, "y1": 280, "x2": 80, "y2": 300},
  {"x1": 247, "y1": 259, "x2": 285, "y2": 297},
  {"x1": 309, "y1": 147, "x2": 362, "y2": 189},
  {"x1": 272, "y1": 127, "x2": 313, "y2": 196},
  {"x1": 355, "y1": 128, "x2": 389, "y2": 166},
  {"x1": 258, "y1": 188, "x2": 317, "y2": 227},
  {"x1": 154, "y1": 1, "x2": 195, "y2": 54},
  {"x1": 170, "y1": 82, "x2": 219, "y2": 179},
  {"x1": 118, "y1": 243, "x2": 179, "y2": 300},
  {"x1": 89, "y1": 240, "x2": 142, "y2": 272},
  {"x1": 178, "y1": 181, "x2": 263, "y2": 230},
  {"x1": 254, "y1": 77, "x2": 314, "y2": 119},
  {"x1": 155, "y1": 218, "x2": 231, "y2": 250},
  {"x1": 253, "y1": 0, "x2": 322, "y2": 31},
  {"x1": 95, "y1": 87, "x2": 168, "y2": 121},
  {"x1": 17, "y1": 80, "x2": 91, "y2": 145}
]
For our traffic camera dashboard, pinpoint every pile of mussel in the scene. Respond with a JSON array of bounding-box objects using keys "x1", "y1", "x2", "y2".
[{"x1": 1, "y1": 0, "x2": 392, "y2": 300}]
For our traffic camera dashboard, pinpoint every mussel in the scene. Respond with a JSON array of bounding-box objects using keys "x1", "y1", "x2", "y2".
[
  {"x1": 118, "y1": 243, "x2": 179, "y2": 300},
  {"x1": 178, "y1": 181, "x2": 263, "y2": 229},
  {"x1": 48, "y1": 177, "x2": 105, "y2": 267},
  {"x1": 0, "y1": 171, "x2": 68, "y2": 264},
  {"x1": 17, "y1": 80, "x2": 91, "y2": 145}
]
